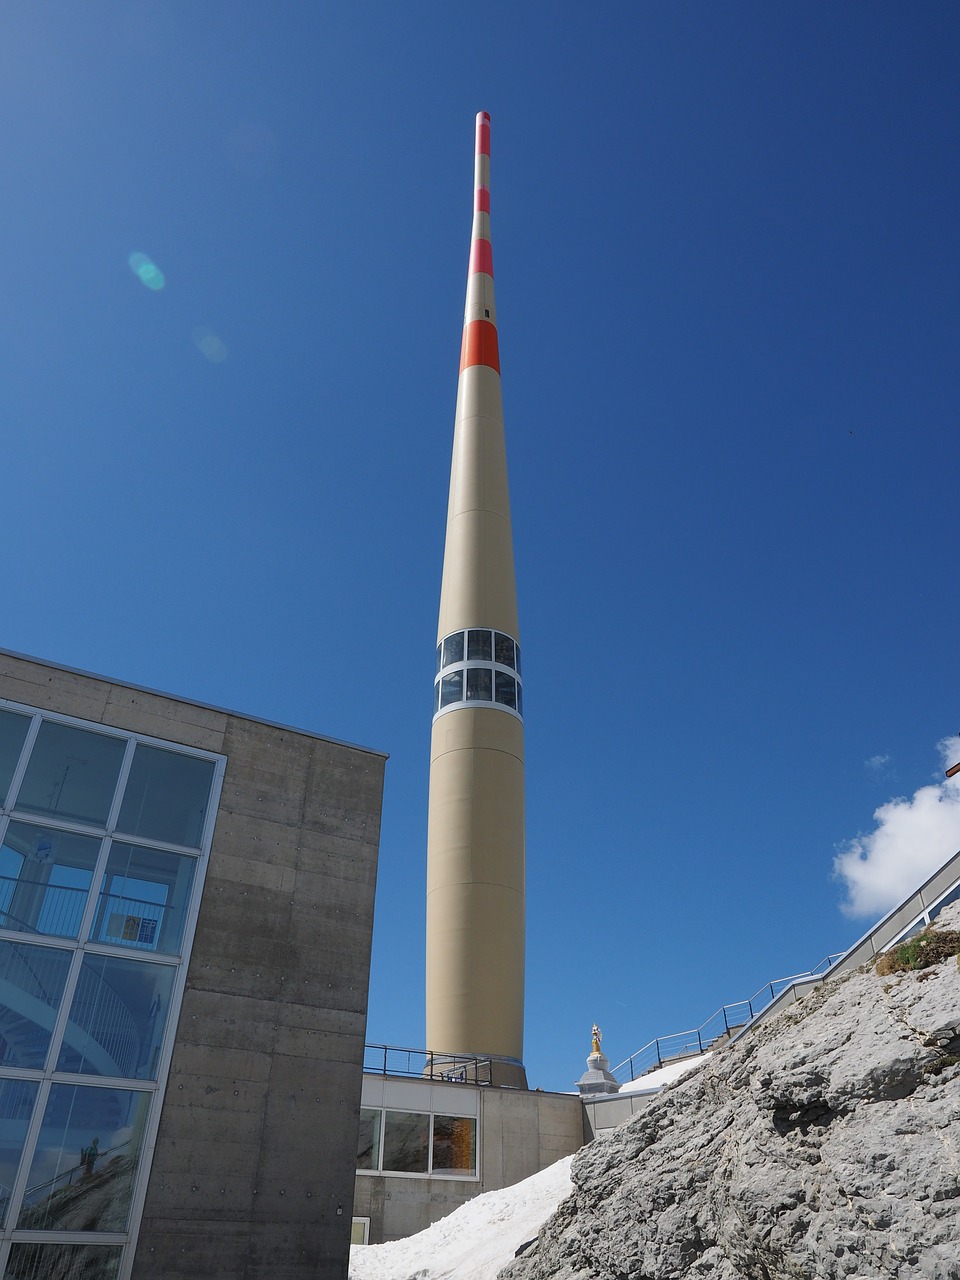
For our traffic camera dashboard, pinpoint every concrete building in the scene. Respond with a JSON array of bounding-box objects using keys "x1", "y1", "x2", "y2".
[
  {"x1": 352, "y1": 1065, "x2": 583, "y2": 1244},
  {"x1": 0, "y1": 647, "x2": 386, "y2": 1280},
  {"x1": 426, "y1": 110, "x2": 527, "y2": 1088}
]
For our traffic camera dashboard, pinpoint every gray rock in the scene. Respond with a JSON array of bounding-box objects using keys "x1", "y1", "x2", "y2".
[{"x1": 502, "y1": 908, "x2": 960, "y2": 1280}]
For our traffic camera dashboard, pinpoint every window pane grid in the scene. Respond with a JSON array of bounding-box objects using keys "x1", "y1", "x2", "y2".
[
  {"x1": 0, "y1": 706, "x2": 222, "y2": 1274},
  {"x1": 433, "y1": 631, "x2": 523, "y2": 720},
  {"x1": 358, "y1": 1108, "x2": 478, "y2": 1178}
]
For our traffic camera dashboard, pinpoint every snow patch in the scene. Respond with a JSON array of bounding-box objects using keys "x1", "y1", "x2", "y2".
[{"x1": 348, "y1": 1156, "x2": 574, "y2": 1280}]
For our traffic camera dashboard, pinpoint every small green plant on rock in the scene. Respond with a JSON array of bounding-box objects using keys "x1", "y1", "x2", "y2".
[
  {"x1": 876, "y1": 927, "x2": 960, "y2": 976},
  {"x1": 923, "y1": 1054, "x2": 959, "y2": 1077}
]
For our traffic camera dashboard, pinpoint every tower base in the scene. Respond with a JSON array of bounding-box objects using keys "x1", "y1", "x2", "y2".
[{"x1": 426, "y1": 1052, "x2": 528, "y2": 1090}]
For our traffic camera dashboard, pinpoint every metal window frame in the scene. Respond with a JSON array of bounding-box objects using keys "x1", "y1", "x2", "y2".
[
  {"x1": 355, "y1": 1105, "x2": 480, "y2": 1181},
  {"x1": 0, "y1": 699, "x2": 226, "y2": 1280}
]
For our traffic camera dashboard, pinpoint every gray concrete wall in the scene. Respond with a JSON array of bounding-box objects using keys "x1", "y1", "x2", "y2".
[
  {"x1": 0, "y1": 650, "x2": 386, "y2": 1280},
  {"x1": 581, "y1": 1091, "x2": 657, "y2": 1140},
  {"x1": 353, "y1": 1081, "x2": 584, "y2": 1244}
]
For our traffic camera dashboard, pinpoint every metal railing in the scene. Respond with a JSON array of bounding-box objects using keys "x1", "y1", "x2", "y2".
[
  {"x1": 0, "y1": 874, "x2": 173, "y2": 951},
  {"x1": 19, "y1": 1139, "x2": 131, "y2": 1207},
  {"x1": 612, "y1": 850, "x2": 960, "y2": 1087},
  {"x1": 611, "y1": 954, "x2": 844, "y2": 1084},
  {"x1": 363, "y1": 1043, "x2": 493, "y2": 1084},
  {"x1": 0, "y1": 875, "x2": 86, "y2": 938}
]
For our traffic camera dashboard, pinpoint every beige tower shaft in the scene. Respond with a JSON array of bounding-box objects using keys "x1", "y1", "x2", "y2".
[{"x1": 426, "y1": 113, "x2": 526, "y2": 1086}]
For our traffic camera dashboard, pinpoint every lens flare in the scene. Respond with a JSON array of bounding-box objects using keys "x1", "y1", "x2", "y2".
[
  {"x1": 128, "y1": 252, "x2": 165, "y2": 290},
  {"x1": 191, "y1": 327, "x2": 228, "y2": 363}
]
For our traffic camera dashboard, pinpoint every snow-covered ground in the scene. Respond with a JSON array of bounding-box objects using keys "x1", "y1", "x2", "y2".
[
  {"x1": 618, "y1": 1051, "x2": 712, "y2": 1094},
  {"x1": 348, "y1": 1058, "x2": 710, "y2": 1279},
  {"x1": 348, "y1": 1155, "x2": 574, "y2": 1280}
]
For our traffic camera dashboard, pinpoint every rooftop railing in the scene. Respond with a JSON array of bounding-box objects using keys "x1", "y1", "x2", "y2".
[{"x1": 363, "y1": 1043, "x2": 493, "y2": 1084}]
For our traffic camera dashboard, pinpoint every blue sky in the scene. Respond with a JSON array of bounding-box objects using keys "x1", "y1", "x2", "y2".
[{"x1": 2, "y1": 2, "x2": 959, "y2": 1092}]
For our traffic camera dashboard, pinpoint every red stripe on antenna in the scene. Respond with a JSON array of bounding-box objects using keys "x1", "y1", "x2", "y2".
[
  {"x1": 476, "y1": 120, "x2": 490, "y2": 156},
  {"x1": 460, "y1": 319, "x2": 500, "y2": 374},
  {"x1": 475, "y1": 186, "x2": 490, "y2": 213},
  {"x1": 469, "y1": 239, "x2": 493, "y2": 276}
]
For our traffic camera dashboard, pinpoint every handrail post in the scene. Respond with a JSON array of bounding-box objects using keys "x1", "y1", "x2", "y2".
[{"x1": 697, "y1": 1029, "x2": 703, "y2": 1053}]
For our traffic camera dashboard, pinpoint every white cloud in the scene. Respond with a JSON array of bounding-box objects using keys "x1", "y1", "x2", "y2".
[
  {"x1": 865, "y1": 753, "x2": 890, "y2": 772},
  {"x1": 834, "y1": 738, "x2": 960, "y2": 918}
]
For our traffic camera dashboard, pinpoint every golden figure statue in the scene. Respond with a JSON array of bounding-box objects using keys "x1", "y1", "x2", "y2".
[{"x1": 591, "y1": 1023, "x2": 602, "y2": 1055}]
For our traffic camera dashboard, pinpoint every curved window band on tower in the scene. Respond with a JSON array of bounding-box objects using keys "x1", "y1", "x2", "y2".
[{"x1": 433, "y1": 629, "x2": 523, "y2": 720}]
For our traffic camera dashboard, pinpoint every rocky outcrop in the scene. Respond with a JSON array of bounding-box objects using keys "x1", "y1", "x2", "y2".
[{"x1": 502, "y1": 905, "x2": 960, "y2": 1280}]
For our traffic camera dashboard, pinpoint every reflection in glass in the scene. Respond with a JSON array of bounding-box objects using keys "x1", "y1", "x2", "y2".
[
  {"x1": 514, "y1": 645, "x2": 521, "y2": 677},
  {"x1": 931, "y1": 882, "x2": 960, "y2": 920},
  {"x1": 57, "y1": 955, "x2": 175, "y2": 1080},
  {"x1": 0, "y1": 1079, "x2": 39, "y2": 1226},
  {"x1": 116, "y1": 745, "x2": 214, "y2": 849},
  {"x1": 92, "y1": 843, "x2": 197, "y2": 955},
  {"x1": 0, "y1": 711, "x2": 31, "y2": 808},
  {"x1": 5, "y1": 1242, "x2": 122, "y2": 1280},
  {"x1": 442, "y1": 634, "x2": 464, "y2": 668},
  {"x1": 467, "y1": 630, "x2": 492, "y2": 661},
  {"x1": 17, "y1": 1085, "x2": 150, "y2": 1232},
  {"x1": 466, "y1": 669, "x2": 492, "y2": 701},
  {"x1": 435, "y1": 644, "x2": 442, "y2": 676},
  {"x1": 431, "y1": 1115, "x2": 477, "y2": 1176},
  {"x1": 0, "y1": 943, "x2": 72, "y2": 1069},
  {"x1": 440, "y1": 673, "x2": 463, "y2": 708},
  {"x1": 356, "y1": 1108, "x2": 382, "y2": 1170},
  {"x1": 381, "y1": 1110, "x2": 429, "y2": 1174},
  {"x1": 433, "y1": 682, "x2": 440, "y2": 715},
  {"x1": 516, "y1": 683, "x2": 523, "y2": 718},
  {"x1": 494, "y1": 633, "x2": 515, "y2": 669},
  {"x1": 495, "y1": 673, "x2": 517, "y2": 709},
  {"x1": 0, "y1": 824, "x2": 102, "y2": 940},
  {"x1": 15, "y1": 724, "x2": 125, "y2": 828}
]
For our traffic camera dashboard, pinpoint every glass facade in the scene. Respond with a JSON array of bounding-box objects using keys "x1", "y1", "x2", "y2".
[
  {"x1": 433, "y1": 629, "x2": 523, "y2": 722},
  {"x1": 0, "y1": 700, "x2": 222, "y2": 1280},
  {"x1": 357, "y1": 1107, "x2": 478, "y2": 1179}
]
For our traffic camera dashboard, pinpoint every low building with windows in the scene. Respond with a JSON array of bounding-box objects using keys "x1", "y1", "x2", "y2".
[
  {"x1": 0, "y1": 648, "x2": 386, "y2": 1280},
  {"x1": 352, "y1": 1054, "x2": 584, "y2": 1245}
]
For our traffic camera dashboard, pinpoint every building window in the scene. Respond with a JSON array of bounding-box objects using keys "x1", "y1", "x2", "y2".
[
  {"x1": 17, "y1": 1085, "x2": 151, "y2": 1232},
  {"x1": 0, "y1": 713, "x2": 30, "y2": 808},
  {"x1": 357, "y1": 1107, "x2": 478, "y2": 1179},
  {"x1": 356, "y1": 1108, "x2": 382, "y2": 1171},
  {"x1": 14, "y1": 723, "x2": 126, "y2": 829},
  {"x1": 382, "y1": 1110, "x2": 430, "y2": 1174},
  {"x1": 350, "y1": 1218, "x2": 370, "y2": 1246},
  {"x1": 0, "y1": 699, "x2": 223, "y2": 1279},
  {"x1": 431, "y1": 1114, "x2": 476, "y2": 1177},
  {"x1": 466, "y1": 630, "x2": 492, "y2": 662},
  {"x1": 116, "y1": 745, "x2": 215, "y2": 850},
  {"x1": 432, "y1": 630, "x2": 522, "y2": 722},
  {"x1": 5, "y1": 1242, "x2": 122, "y2": 1280}
]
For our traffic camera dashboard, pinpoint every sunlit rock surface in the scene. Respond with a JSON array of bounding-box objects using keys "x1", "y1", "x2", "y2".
[{"x1": 502, "y1": 905, "x2": 960, "y2": 1280}]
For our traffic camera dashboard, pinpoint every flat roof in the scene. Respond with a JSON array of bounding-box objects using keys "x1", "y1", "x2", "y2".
[{"x1": 0, "y1": 646, "x2": 389, "y2": 761}]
